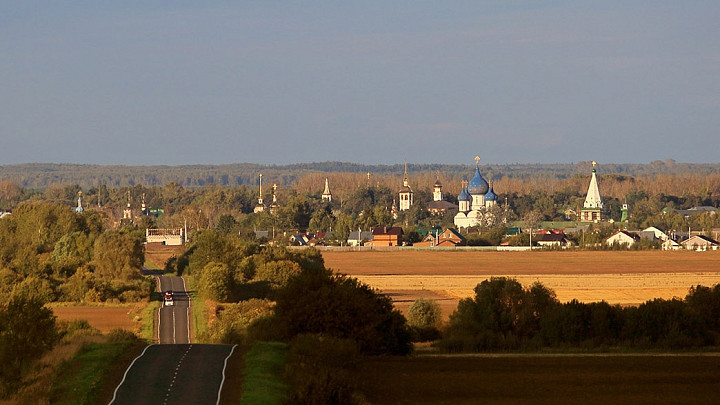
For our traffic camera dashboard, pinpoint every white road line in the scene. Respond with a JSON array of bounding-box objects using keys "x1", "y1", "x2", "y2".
[
  {"x1": 157, "y1": 307, "x2": 161, "y2": 343},
  {"x1": 216, "y1": 345, "x2": 238, "y2": 405},
  {"x1": 108, "y1": 344, "x2": 155, "y2": 405}
]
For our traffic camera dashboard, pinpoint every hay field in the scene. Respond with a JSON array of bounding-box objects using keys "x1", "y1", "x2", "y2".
[
  {"x1": 144, "y1": 244, "x2": 184, "y2": 270},
  {"x1": 51, "y1": 305, "x2": 139, "y2": 333},
  {"x1": 322, "y1": 250, "x2": 720, "y2": 317}
]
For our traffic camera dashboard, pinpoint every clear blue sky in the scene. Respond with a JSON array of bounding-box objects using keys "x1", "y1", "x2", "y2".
[{"x1": 2, "y1": 1, "x2": 719, "y2": 165}]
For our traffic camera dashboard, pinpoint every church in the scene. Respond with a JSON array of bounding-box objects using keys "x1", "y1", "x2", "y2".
[
  {"x1": 453, "y1": 157, "x2": 498, "y2": 229},
  {"x1": 580, "y1": 161, "x2": 607, "y2": 222}
]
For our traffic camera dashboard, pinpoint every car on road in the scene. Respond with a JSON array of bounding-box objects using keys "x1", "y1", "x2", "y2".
[{"x1": 164, "y1": 290, "x2": 174, "y2": 306}]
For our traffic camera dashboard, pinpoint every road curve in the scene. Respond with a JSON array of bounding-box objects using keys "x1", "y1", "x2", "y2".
[
  {"x1": 157, "y1": 275, "x2": 190, "y2": 344},
  {"x1": 109, "y1": 344, "x2": 237, "y2": 405}
]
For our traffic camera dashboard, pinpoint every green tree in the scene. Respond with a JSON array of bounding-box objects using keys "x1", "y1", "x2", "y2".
[
  {"x1": 406, "y1": 297, "x2": 441, "y2": 328},
  {"x1": 197, "y1": 262, "x2": 235, "y2": 302},
  {"x1": 0, "y1": 296, "x2": 59, "y2": 396},
  {"x1": 262, "y1": 267, "x2": 411, "y2": 355},
  {"x1": 92, "y1": 230, "x2": 145, "y2": 280}
]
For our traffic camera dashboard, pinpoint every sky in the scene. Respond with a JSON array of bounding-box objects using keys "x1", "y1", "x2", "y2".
[{"x1": 2, "y1": 1, "x2": 719, "y2": 166}]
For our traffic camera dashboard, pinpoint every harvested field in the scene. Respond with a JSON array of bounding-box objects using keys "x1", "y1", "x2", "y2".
[
  {"x1": 322, "y1": 250, "x2": 720, "y2": 317},
  {"x1": 144, "y1": 244, "x2": 184, "y2": 271},
  {"x1": 51, "y1": 305, "x2": 139, "y2": 333},
  {"x1": 356, "y1": 354, "x2": 720, "y2": 404}
]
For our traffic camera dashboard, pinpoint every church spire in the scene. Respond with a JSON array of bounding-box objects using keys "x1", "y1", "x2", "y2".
[
  {"x1": 583, "y1": 161, "x2": 603, "y2": 209},
  {"x1": 322, "y1": 178, "x2": 332, "y2": 202},
  {"x1": 403, "y1": 161, "x2": 409, "y2": 187},
  {"x1": 580, "y1": 161, "x2": 605, "y2": 222}
]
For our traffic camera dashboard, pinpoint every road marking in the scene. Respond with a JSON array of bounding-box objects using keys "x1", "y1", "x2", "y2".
[
  {"x1": 216, "y1": 345, "x2": 238, "y2": 405},
  {"x1": 157, "y1": 307, "x2": 162, "y2": 343},
  {"x1": 108, "y1": 344, "x2": 155, "y2": 405}
]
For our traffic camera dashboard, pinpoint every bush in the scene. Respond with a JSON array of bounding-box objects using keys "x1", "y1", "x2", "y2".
[
  {"x1": 106, "y1": 329, "x2": 139, "y2": 344},
  {"x1": 205, "y1": 299, "x2": 274, "y2": 344},
  {"x1": 285, "y1": 334, "x2": 360, "y2": 405},
  {"x1": 406, "y1": 298, "x2": 441, "y2": 328},
  {"x1": 197, "y1": 262, "x2": 235, "y2": 302},
  {"x1": 268, "y1": 267, "x2": 411, "y2": 355}
]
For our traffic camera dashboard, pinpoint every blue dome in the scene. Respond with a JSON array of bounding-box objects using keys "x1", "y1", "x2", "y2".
[
  {"x1": 467, "y1": 166, "x2": 489, "y2": 195},
  {"x1": 458, "y1": 186, "x2": 471, "y2": 201},
  {"x1": 485, "y1": 185, "x2": 498, "y2": 201}
]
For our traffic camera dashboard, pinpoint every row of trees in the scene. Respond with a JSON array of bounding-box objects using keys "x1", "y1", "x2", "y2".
[
  {"x1": 0, "y1": 202, "x2": 151, "y2": 304},
  {"x1": 440, "y1": 277, "x2": 720, "y2": 352}
]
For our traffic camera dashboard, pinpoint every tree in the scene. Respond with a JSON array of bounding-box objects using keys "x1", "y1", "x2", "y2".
[
  {"x1": 406, "y1": 297, "x2": 441, "y2": 328},
  {"x1": 0, "y1": 296, "x2": 58, "y2": 396},
  {"x1": 92, "y1": 229, "x2": 144, "y2": 280},
  {"x1": 197, "y1": 262, "x2": 234, "y2": 302},
  {"x1": 264, "y1": 267, "x2": 411, "y2": 355}
]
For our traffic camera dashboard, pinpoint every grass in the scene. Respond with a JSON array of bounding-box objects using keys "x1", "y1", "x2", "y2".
[
  {"x1": 48, "y1": 340, "x2": 142, "y2": 405},
  {"x1": 240, "y1": 341, "x2": 289, "y2": 405},
  {"x1": 184, "y1": 275, "x2": 209, "y2": 341},
  {"x1": 139, "y1": 299, "x2": 160, "y2": 342}
]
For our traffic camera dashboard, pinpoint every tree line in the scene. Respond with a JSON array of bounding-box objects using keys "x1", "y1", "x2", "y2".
[{"x1": 439, "y1": 277, "x2": 720, "y2": 352}]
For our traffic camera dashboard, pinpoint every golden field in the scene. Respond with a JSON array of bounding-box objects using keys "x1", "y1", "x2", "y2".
[
  {"x1": 51, "y1": 305, "x2": 140, "y2": 333},
  {"x1": 322, "y1": 250, "x2": 720, "y2": 318}
]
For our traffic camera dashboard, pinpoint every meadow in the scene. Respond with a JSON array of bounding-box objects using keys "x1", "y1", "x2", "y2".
[{"x1": 322, "y1": 250, "x2": 720, "y2": 317}]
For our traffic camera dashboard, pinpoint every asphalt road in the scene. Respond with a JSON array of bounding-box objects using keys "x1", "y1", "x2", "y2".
[
  {"x1": 109, "y1": 344, "x2": 237, "y2": 405},
  {"x1": 157, "y1": 275, "x2": 190, "y2": 344}
]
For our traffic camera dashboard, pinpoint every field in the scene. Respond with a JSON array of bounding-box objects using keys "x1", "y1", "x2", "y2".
[
  {"x1": 144, "y1": 244, "x2": 184, "y2": 270},
  {"x1": 322, "y1": 250, "x2": 720, "y2": 318},
  {"x1": 51, "y1": 305, "x2": 140, "y2": 333},
  {"x1": 356, "y1": 354, "x2": 720, "y2": 404}
]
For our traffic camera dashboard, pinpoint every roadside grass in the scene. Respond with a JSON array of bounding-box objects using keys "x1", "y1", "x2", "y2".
[
  {"x1": 139, "y1": 299, "x2": 160, "y2": 342},
  {"x1": 184, "y1": 275, "x2": 208, "y2": 341},
  {"x1": 46, "y1": 335, "x2": 144, "y2": 405},
  {"x1": 240, "y1": 341, "x2": 288, "y2": 405}
]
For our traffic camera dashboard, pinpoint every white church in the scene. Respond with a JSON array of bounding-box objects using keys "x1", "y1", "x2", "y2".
[{"x1": 453, "y1": 157, "x2": 498, "y2": 229}]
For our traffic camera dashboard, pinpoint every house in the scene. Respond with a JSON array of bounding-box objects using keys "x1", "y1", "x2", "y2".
[
  {"x1": 681, "y1": 235, "x2": 720, "y2": 251},
  {"x1": 536, "y1": 232, "x2": 571, "y2": 248},
  {"x1": 290, "y1": 234, "x2": 308, "y2": 246},
  {"x1": 641, "y1": 226, "x2": 670, "y2": 241},
  {"x1": 367, "y1": 226, "x2": 403, "y2": 247},
  {"x1": 427, "y1": 200, "x2": 458, "y2": 215},
  {"x1": 662, "y1": 239, "x2": 681, "y2": 250},
  {"x1": 672, "y1": 206, "x2": 717, "y2": 218},
  {"x1": 414, "y1": 228, "x2": 466, "y2": 247},
  {"x1": 347, "y1": 230, "x2": 374, "y2": 247},
  {"x1": 606, "y1": 230, "x2": 640, "y2": 247}
]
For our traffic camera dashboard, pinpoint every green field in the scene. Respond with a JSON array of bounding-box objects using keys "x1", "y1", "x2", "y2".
[{"x1": 356, "y1": 354, "x2": 720, "y2": 404}]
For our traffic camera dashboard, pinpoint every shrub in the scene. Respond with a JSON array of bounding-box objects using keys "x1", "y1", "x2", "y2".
[
  {"x1": 205, "y1": 299, "x2": 274, "y2": 344},
  {"x1": 407, "y1": 298, "x2": 441, "y2": 328},
  {"x1": 106, "y1": 329, "x2": 139, "y2": 344},
  {"x1": 285, "y1": 334, "x2": 360, "y2": 405},
  {"x1": 269, "y1": 267, "x2": 411, "y2": 355},
  {"x1": 197, "y1": 262, "x2": 234, "y2": 302}
]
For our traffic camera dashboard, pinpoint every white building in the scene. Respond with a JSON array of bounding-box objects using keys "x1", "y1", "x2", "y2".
[
  {"x1": 398, "y1": 162, "x2": 414, "y2": 211},
  {"x1": 454, "y1": 157, "x2": 498, "y2": 229},
  {"x1": 321, "y1": 178, "x2": 332, "y2": 202},
  {"x1": 580, "y1": 161, "x2": 605, "y2": 222}
]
